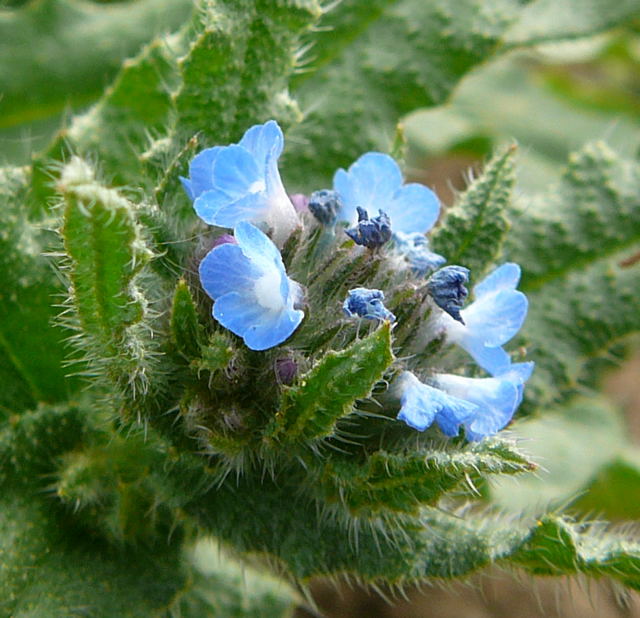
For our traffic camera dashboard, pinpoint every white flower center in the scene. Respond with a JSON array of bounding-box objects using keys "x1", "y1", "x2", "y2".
[
  {"x1": 254, "y1": 268, "x2": 284, "y2": 312},
  {"x1": 248, "y1": 179, "x2": 266, "y2": 194}
]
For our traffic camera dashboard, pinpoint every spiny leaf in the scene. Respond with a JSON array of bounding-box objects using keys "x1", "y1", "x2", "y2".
[
  {"x1": 0, "y1": 166, "x2": 72, "y2": 409},
  {"x1": 505, "y1": 142, "x2": 640, "y2": 406},
  {"x1": 173, "y1": 0, "x2": 322, "y2": 144},
  {"x1": 184, "y1": 467, "x2": 640, "y2": 588},
  {"x1": 171, "y1": 279, "x2": 204, "y2": 360},
  {"x1": 267, "y1": 322, "x2": 394, "y2": 443},
  {"x1": 59, "y1": 158, "x2": 156, "y2": 399},
  {"x1": 316, "y1": 440, "x2": 534, "y2": 515},
  {"x1": 430, "y1": 144, "x2": 515, "y2": 277}
]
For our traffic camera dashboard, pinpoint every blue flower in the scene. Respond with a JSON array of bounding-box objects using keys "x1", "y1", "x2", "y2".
[
  {"x1": 345, "y1": 207, "x2": 392, "y2": 249},
  {"x1": 434, "y1": 362, "x2": 534, "y2": 441},
  {"x1": 427, "y1": 266, "x2": 470, "y2": 324},
  {"x1": 343, "y1": 288, "x2": 396, "y2": 322},
  {"x1": 181, "y1": 120, "x2": 299, "y2": 246},
  {"x1": 391, "y1": 232, "x2": 446, "y2": 276},
  {"x1": 333, "y1": 152, "x2": 440, "y2": 234},
  {"x1": 439, "y1": 263, "x2": 528, "y2": 375},
  {"x1": 198, "y1": 221, "x2": 304, "y2": 351},
  {"x1": 396, "y1": 371, "x2": 477, "y2": 434}
]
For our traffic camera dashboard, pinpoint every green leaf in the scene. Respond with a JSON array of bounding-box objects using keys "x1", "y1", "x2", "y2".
[
  {"x1": 0, "y1": 493, "x2": 186, "y2": 617},
  {"x1": 0, "y1": 404, "x2": 87, "y2": 489},
  {"x1": 316, "y1": 439, "x2": 534, "y2": 516},
  {"x1": 504, "y1": 0, "x2": 640, "y2": 47},
  {"x1": 0, "y1": 0, "x2": 192, "y2": 134},
  {"x1": 171, "y1": 279, "x2": 204, "y2": 359},
  {"x1": 173, "y1": 0, "x2": 321, "y2": 144},
  {"x1": 62, "y1": 37, "x2": 180, "y2": 187},
  {"x1": 267, "y1": 322, "x2": 394, "y2": 444},
  {"x1": 506, "y1": 142, "x2": 640, "y2": 405},
  {"x1": 430, "y1": 144, "x2": 515, "y2": 277},
  {"x1": 0, "y1": 166, "x2": 72, "y2": 409},
  {"x1": 285, "y1": 0, "x2": 523, "y2": 188},
  {"x1": 60, "y1": 158, "x2": 156, "y2": 397},
  {"x1": 185, "y1": 467, "x2": 640, "y2": 588},
  {"x1": 174, "y1": 539, "x2": 299, "y2": 618}
]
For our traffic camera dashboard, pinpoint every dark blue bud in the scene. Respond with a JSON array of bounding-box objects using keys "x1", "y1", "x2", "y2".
[
  {"x1": 427, "y1": 266, "x2": 470, "y2": 324},
  {"x1": 308, "y1": 189, "x2": 342, "y2": 225},
  {"x1": 343, "y1": 287, "x2": 396, "y2": 322},
  {"x1": 345, "y1": 207, "x2": 392, "y2": 249}
]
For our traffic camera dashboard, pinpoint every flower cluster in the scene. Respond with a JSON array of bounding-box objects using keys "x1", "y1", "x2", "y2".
[{"x1": 182, "y1": 120, "x2": 533, "y2": 441}]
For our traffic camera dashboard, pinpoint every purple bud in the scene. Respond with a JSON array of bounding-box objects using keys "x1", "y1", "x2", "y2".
[
  {"x1": 289, "y1": 193, "x2": 310, "y2": 213},
  {"x1": 275, "y1": 357, "x2": 298, "y2": 385},
  {"x1": 213, "y1": 234, "x2": 238, "y2": 248}
]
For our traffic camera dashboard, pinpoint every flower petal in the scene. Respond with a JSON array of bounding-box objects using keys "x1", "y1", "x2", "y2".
[
  {"x1": 435, "y1": 373, "x2": 520, "y2": 442},
  {"x1": 234, "y1": 220, "x2": 283, "y2": 268},
  {"x1": 461, "y1": 289, "x2": 528, "y2": 347},
  {"x1": 388, "y1": 183, "x2": 440, "y2": 234},
  {"x1": 238, "y1": 120, "x2": 284, "y2": 167},
  {"x1": 186, "y1": 146, "x2": 223, "y2": 198},
  {"x1": 213, "y1": 291, "x2": 302, "y2": 350},
  {"x1": 194, "y1": 190, "x2": 267, "y2": 227},
  {"x1": 474, "y1": 262, "x2": 521, "y2": 298},
  {"x1": 333, "y1": 153, "x2": 403, "y2": 224},
  {"x1": 198, "y1": 243, "x2": 260, "y2": 300},
  {"x1": 211, "y1": 144, "x2": 263, "y2": 200}
]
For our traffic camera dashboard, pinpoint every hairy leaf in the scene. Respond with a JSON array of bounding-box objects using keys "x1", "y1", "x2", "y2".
[
  {"x1": 267, "y1": 323, "x2": 394, "y2": 443},
  {"x1": 506, "y1": 142, "x2": 640, "y2": 406},
  {"x1": 430, "y1": 144, "x2": 515, "y2": 277}
]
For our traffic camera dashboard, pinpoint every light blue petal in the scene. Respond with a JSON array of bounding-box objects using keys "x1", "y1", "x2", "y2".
[
  {"x1": 464, "y1": 379, "x2": 520, "y2": 441},
  {"x1": 333, "y1": 153, "x2": 402, "y2": 223},
  {"x1": 397, "y1": 375, "x2": 477, "y2": 434},
  {"x1": 211, "y1": 145, "x2": 263, "y2": 200},
  {"x1": 180, "y1": 176, "x2": 194, "y2": 201},
  {"x1": 212, "y1": 291, "x2": 267, "y2": 339},
  {"x1": 496, "y1": 361, "x2": 535, "y2": 408},
  {"x1": 213, "y1": 292, "x2": 302, "y2": 351},
  {"x1": 387, "y1": 183, "x2": 440, "y2": 234},
  {"x1": 458, "y1": 338, "x2": 512, "y2": 375},
  {"x1": 198, "y1": 244, "x2": 260, "y2": 300},
  {"x1": 397, "y1": 380, "x2": 439, "y2": 431},
  {"x1": 435, "y1": 374, "x2": 519, "y2": 441},
  {"x1": 433, "y1": 392, "x2": 478, "y2": 437},
  {"x1": 234, "y1": 220, "x2": 283, "y2": 269},
  {"x1": 194, "y1": 190, "x2": 266, "y2": 227},
  {"x1": 332, "y1": 169, "x2": 359, "y2": 224},
  {"x1": 474, "y1": 262, "x2": 521, "y2": 298},
  {"x1": 461, "y1": 289, "x2": 528, "y2": 347},
  {"x1": 238, "y1": 120, "x2": 284, "y2": 167},
  {"x1": 187, "y1": 146, "x2": 223, "y2": 198},
  {"x1": 242, "y1": 306, "x2": 304, "y2": 351}
]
